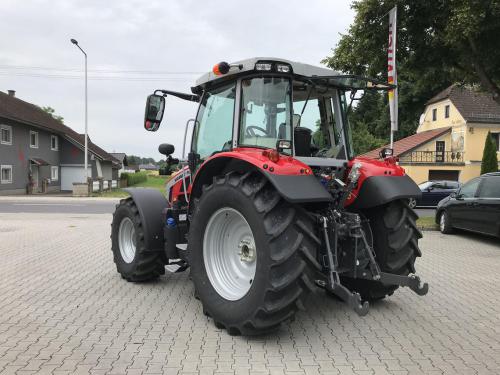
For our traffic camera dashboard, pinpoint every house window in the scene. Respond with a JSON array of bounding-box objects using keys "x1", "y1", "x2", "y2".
[
  {"x1": 491, "y1": 133, "x2": 500, "y2": 152},
  {"x1": 51, "y1": 135, "x2": 59, "y2": 151},
  {"x1": 51, "y1": 166, "x2": 59, "y2": 181},
  {"x1": 30, "y1": 131, "x2": 38, "y2": 148},
  {"x1": 1, "y1": 165, "x2": 13, "y2": 184},
  {"x1": 445, "y1": 105, "x2": 450, "y2": 118},
  {"x1": 432, "y1": 108, "x2": 437, "y2": 121},
  {"x1": 1, "y1": 125, "x2": 12, "y2": 145}
]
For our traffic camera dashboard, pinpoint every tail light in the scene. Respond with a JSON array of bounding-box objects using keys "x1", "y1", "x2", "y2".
[{"x1": 262, "y1": 149, "x2": 280, "y2": 163}]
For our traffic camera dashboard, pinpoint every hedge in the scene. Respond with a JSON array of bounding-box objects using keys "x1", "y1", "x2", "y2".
[{"x1": 120, "y1": 171, "x2": 148, "y2": 186}]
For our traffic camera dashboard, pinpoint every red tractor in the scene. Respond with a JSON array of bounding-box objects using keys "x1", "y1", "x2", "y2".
[{"x1": 111, "y1": 58, "x2": 428, "y2": 335}]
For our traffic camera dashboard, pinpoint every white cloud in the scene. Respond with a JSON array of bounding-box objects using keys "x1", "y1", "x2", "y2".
[{"x1": 0, "y1": 0, "x2": 354, "y2": 159}]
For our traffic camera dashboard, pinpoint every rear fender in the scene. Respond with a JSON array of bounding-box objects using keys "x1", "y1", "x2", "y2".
[
  {"x1": 123, "y1": 188, "x2": 168, "y2": 251},
  {"x1": 189, "y1": 149, "x2": 333, "y2": 208},
  {"x1": 347, "y1": 157, "x2": 421, "y2": 209}
]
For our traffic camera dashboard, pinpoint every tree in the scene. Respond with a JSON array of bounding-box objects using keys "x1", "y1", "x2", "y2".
[
  {"x1": 481, "y1": 131, "x2": 499, "y2": 174},
  {"x1": 323, "y1": 0, "x2": 500, "y2": 151},
  {"x1": 40, "y1": 106, "x2": 64, "y2": 123}
]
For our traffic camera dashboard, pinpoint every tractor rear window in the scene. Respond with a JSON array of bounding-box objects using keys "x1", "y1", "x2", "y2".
[{"x1": 239, "y1": 77, "x2": 292, "y2": 153}]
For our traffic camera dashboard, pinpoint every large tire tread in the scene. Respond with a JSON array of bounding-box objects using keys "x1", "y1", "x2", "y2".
[
  {"x1": 190, "y1": 172, "x2": 320, "y2": 335},
  {"x1": 342, "y1": 199, "x2": 422, "y2": 301},
  {"x1": 111, "y1": 198, "x2": 165, "y2": 282}
]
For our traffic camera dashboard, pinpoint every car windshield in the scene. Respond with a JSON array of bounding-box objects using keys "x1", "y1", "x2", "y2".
[{"x1": 418, "y1": 182, "x2": 433, "y2": 189}]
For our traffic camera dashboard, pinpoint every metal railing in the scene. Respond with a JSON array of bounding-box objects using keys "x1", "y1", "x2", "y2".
[{"x1": 399, "y1": 151, "x2": 465, "y2": 164}]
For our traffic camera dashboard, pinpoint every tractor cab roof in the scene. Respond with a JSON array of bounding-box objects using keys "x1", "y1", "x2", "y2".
[{"x1": 192, "y1": 57, "x2": 394, "y2": 94}]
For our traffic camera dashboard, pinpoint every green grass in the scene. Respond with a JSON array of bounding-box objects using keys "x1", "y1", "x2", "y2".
[
  {"x1": 417, "y1": 216, "x2": 438, "y2": 230},
  {"x1": 93, "y1": 175, "x2": 171, "y2": 198}
]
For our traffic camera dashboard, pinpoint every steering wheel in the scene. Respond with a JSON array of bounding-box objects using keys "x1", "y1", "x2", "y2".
[{"x1": 245, "y1": 125, "x2": 270, "y2": 137}]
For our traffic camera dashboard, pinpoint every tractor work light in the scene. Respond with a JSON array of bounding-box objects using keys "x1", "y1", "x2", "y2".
[
  {"x1": 255, "y1": 63, "x2": 272, "y2": 71},
  {"x1": 276, "y1": 139, "x2": 291, "y2": 152},
  {"x1": 379, "y1": 147, "x2": 394, "y2": 159},
  {"x1": 276, "y1": 64, "x2": 291, "y2": 73},
  {"x1": 348, "y1": 162, "x2": 362, "y2": 183}
]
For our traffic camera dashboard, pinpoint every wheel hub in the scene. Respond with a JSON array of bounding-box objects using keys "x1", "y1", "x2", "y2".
[
  {"x1": 203, "y1": 207, "x2": 257, "y2": 301},
  {"x1": 118, "y1": 217, "x2": 136, "y2": 263},
  {"x1": 238, "y1": 239, "x2": 256, "y2": 263}
]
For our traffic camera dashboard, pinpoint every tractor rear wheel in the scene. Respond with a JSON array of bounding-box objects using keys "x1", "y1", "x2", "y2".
[
  {"x1": 342, "y1": 199, "x2": 422, "y2": 301},
  {"x1": 189, "y1": 172, "x2": 321, "y2": 335},
  {"x1": 111, "y1": 198, "x2": 165, "y2": 281}
]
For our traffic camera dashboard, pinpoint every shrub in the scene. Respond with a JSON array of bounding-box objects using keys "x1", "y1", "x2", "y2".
[
  {"x1": 121, "y1": 171, "x2": 147, "y2": 186},
  {"x1": 481, "y1": 131, "x2": 499, "y2": 174}
]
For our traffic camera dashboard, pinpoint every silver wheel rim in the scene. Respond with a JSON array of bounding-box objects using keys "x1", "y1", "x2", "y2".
[
  {"x1": 409, "y1": 198, "x2": 416, "y2": 208},
  {"x1": 440, "y1": 213, "x2": 446, "y2": 232},
  {"x1": 203, "y1": 207, "x2": 257, "y2": 301},
  {"x1": 119, "y1": 217, "x2": 136, "y2": 263}
]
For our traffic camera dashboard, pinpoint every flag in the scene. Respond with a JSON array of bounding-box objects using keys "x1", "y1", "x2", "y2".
[{"x1": 388, "y1": 6, "x2": 398, "y2": 131}]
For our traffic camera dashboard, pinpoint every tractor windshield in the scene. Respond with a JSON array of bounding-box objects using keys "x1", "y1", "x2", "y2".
[{"x1": 239, "y1": 77, "x2": 292, "y2": 153}]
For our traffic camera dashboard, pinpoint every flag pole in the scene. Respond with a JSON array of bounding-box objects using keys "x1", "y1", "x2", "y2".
[{"x1": 388, "y1": 6, "x2": 398, "y2": 150}]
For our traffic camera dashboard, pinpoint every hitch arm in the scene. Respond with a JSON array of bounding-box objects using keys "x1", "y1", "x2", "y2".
[
  {"x1": 320, "y1": 216, "x2": 370, "y2": 317},
  {"x1": 379, "y1": 272, "x2": 429, "y2": 296}
]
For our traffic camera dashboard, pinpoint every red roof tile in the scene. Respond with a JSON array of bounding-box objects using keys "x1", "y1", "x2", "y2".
[
  {"x1": 426, "y1": 84, "x2": 500, "y2": 124},
  {"x1": 361, "y1": 127, "x2": 452, "y2": 159}
]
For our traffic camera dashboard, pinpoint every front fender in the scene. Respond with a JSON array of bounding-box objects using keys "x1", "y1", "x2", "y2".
[
  {"x1": 123, "y1": 188, "x2": 168, "y2": 251},
  {"x1": 349, "y1": 175, "x2": 421, "y2": 209}
]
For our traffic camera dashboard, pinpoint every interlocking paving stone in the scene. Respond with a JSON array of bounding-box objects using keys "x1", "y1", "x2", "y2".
[{"x1": 1, "y1": 213, "x2": 499, "y2": 374}]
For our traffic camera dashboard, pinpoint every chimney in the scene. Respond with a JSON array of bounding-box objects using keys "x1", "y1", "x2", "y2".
[{"x1": 7, "y1": 90, "x2": 15, "y2": 97}]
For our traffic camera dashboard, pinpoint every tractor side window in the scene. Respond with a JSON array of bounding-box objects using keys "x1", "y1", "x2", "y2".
[
  {"x1": 292, "y1": 99, "x2": 330, "y2": 152},
  {"x1": 193, "y1": 83, "x2": 236, "y2": 159},
  {"x1": 239, "y1": 77, "x2": 292, "y2": 153}
]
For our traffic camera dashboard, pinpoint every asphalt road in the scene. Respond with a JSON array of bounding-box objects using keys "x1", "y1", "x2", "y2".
[
  {"x1": 0, "y1": 197, "x2": 120, "y2": 214},
  {"x1": 0, "y1": 196, "x2": 438, "y2": 217}
]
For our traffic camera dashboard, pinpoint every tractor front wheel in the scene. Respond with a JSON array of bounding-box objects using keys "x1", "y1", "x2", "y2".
[
  {"x1": 189, "y1": 172, "x2": 321, "y2": 335},
  {"x1": 111, "y1": 198, "x2": 165, "y2": 281}
]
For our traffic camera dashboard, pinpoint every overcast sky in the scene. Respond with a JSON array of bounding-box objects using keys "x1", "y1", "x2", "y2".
[{"x1": 0, "y1": 0, "x2": 354, "y2": 160}]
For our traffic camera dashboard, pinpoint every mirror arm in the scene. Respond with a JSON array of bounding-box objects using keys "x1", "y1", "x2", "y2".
[{"x1": 154, "y1": 89, "x2": 200, "y2": 102}]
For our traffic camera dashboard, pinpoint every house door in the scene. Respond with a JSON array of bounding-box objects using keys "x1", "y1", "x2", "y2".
[
  {"x1": 31, "y1": 166, "x2": 39, "y2": 193},
  {"x1": 435, "y1": 141, "x2": 445, "y2": 162}
]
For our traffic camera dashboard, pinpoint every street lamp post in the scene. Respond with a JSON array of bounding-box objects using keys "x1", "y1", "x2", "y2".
[{"x1": 70, "y1": 38, "x2": 89, "y2": 182}]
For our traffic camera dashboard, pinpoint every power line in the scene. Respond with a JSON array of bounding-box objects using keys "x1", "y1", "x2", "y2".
[
  {"x1": 0, "y1": 72, "x2": 198, "y2": 82},
  {"x1": 0, "y1": 64, "x2": 204, "y2": 75}
]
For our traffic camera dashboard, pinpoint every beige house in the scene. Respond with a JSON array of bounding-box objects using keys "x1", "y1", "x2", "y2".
[{"x1": 363, "y1": 85, "x2": 500, "y2": 183}]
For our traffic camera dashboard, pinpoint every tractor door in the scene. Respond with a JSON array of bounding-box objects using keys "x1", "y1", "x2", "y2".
[{"x1": 190, "y1": 82, "x2": 236, "y2": 171}]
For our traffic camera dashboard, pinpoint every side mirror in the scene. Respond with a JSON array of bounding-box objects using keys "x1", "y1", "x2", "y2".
[{"x1": 144, "y1": 94, "x2": 165, "y2": 131}]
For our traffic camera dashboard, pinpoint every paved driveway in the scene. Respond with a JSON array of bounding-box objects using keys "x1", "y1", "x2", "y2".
[{"x1": 0, "y1": 214, "x2": 499, "y2": 375}]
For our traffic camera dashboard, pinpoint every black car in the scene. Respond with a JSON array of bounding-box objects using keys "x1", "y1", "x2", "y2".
[
  {"x1": 408, "y1": 180, "x2": 461, "y2": 208},
  {"x1": 436, "y1": 172, "x2": 500, "y2": 237}
]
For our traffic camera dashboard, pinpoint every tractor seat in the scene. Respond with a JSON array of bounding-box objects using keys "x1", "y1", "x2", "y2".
[{"x1": 294, "y1": 127, "x2": 312, "y2": 156}]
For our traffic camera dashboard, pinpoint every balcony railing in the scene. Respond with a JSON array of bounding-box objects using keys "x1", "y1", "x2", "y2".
[{"x1": 399, "y1": 151, "x2": 465, "y2": 164}]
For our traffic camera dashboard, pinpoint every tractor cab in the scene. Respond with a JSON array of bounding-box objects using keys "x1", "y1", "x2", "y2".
[{"x1": 144, "y1": 58, "x2": 393, "y2": 171}]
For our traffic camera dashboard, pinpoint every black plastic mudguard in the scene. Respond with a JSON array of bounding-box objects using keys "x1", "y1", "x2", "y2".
[
  {"x1": 349, "y1": 175, "x2": 421, "y2": 209},
  {"x1": 123, "y1": 188, "x2": 168, "y2": 251},
  {"x1": 264, "y1": 173, "x2": 334, "y2": 203}
]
